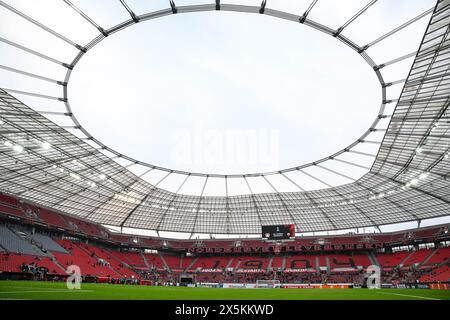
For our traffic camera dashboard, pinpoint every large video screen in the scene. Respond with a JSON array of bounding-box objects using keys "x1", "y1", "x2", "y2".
[{"x1": 261, "y1": 224, "x2": 295, "y2": 240}]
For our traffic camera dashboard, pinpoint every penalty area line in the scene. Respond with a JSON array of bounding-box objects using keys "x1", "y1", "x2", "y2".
[
  {"x1": 376, "y1": 291, "x2": 440, "y2": 300},
  {"x1": 0, "y1": 290, "x2": 94, "y2": 294}
]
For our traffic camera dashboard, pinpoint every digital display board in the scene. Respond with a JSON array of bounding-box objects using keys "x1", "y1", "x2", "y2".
[{"x1": 261, "y1": 224, "x2": 295, "y2": 240}]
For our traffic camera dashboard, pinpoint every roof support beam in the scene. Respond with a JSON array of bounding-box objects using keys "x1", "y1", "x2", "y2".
[
  {"x1": 0, "y1": 36, "x2": 68, "y2": 67},
  {"x1": 374, "y1": 50, "x2": 418, "y2": 70},
  {"x1": 84, "y1": 167, "x2": 155, "y2": 219},
  {"x1": 0, "y1": 65, "x2": 63, "y2": 85},
  {"x1": 280, "y1": 172, "x2": 338, "y2": 230},
  {"x1": 333, "y1": 0, "x2": 377, "y2": 37},
  {"x1": 170, "y1": 0, "x2": 177, "y2": 14},
  {"x1": 306, "y1": 163, "x2": 380, "y2": 226},
  {"x1": 224, "y1": 176, "x2": 231, "y2": 235},
  {"x1": 0, "y1": 166, "x2": 83, "y2": 206},
  {"x1": 315, "y1": 164, "x2": 356, "y2": 182},
  {"x1": 63, "y1": 0, "x2": 108, "y2": 36},
  {"x1": 372, "y1": 172, "x2": 450, "y2": 206},
  {"x1": 155, "y1": 174, "x2": 190, "y2": 232},
  {"x1": 0, "y1": 98, "x2": 129, "y2": 198},
  {"x1": 360, "y1": 7, "x2": 433, "y2": 52},
  {"x1": 119, "y1": 0, "x2": 139, "y2": 23},
  {"x1": 333, "y1": 158, "x2": 371, "y2": 171},
  {"x1": 353, "y1": 181, "x2": 420, "y2": 221},
  {"x1": 300, "y1": 0, "x2": 318, "y2": 23},
  {"x1": 348, "y1": 150, "x2": 377, "y2": 158},
  {"x1": 262, "y1": 175, "x2": 298, "y2": 227},
  {"x1": 51, "y1": 163, "x2": 146, "y2": 209},
  {"x1": 383, "y1": 78, "x2": 407, "y2": 87},
  {"x1": 259, "y1": 0, "x2": 267, "y2": 14},
  {"x1": 243, "y1": 177, "x2": 263, "y2": 227},
  {"x1": 299, "y1": 169, "x2": 333, "y2": 188},
  {"x1": 388, "y1": 97, "x2": 450, "y2": 180},
  {"x1": 2, "y1": 88, "x2": 65, "y2": 101},
  {"x1": 190, "y1": 175, "x2": 209, "y2": 235},
  {"x1": 329, "y1": 186, "x2": 379, "y2": 226},
  {"x1": 0, "y1": 1, "x2": 87, "y2": 52},
  {"x1": 119, "y1": 171, "x2": 172, "y2": 228}
]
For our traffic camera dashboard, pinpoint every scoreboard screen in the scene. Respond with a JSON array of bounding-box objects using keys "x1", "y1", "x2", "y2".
[{"x1": 262, "y1": 224, "x2": 295, "y2": 240}]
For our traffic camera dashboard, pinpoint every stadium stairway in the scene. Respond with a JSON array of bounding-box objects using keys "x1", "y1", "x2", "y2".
[
  {"x1": 421, "y1": 248, "x2": 439, "y2": 266},
  {"x1": 55, "y1": 240, "x2": 122, "y2": 278},
  {"x1": 0, "y1": 225, "x2": 44, "y2": 256},
  {"x1": 267, "y1": 256, "x2": 274, "y2": 270},
  {"x1": 281, "y1": 256, "x2": 286, "y2": 271},
  {"x1": 16, "y1": 231, "x2": 47, "y2": 256},
  {"x1": 315, "y1": 256, "x2": 320, "y2": 272},
  {"x1": 368, "y1": 251, "x2": 379, "y2": 267},
  {"x1": 141, "y1": 252, "x2": 150, "y2": 269},
  {"x1": 398, "y1": 251, "x2": 415, "y2": 268},
  {"x1": 185, "y1": 257, "x2": 198, "y2": 272},
  {"x1": 18, "y1": 232, "x2": 67, "y2": 274},
  {"x1": 77, "y1": 243, "x2": 136, "y2": 278},
  {"x1": 23, "y1": 231, "x2": 67, "y2": 254},
  {"x1": 234, "y1": 259, "x2": 241, "y2": 272},
  {"x1": 159, "y1": 254, "x2": 171, "y2": 272},
  {"x1": 48, "y1": 253, "x2": 67, "y2": 274},
  {"x1": 104, "y1": 248, "x2": 141, "y2": 276},
  {"x1": 0, "y1": 253, "x2": 64, "y2": 274},
  {"x1": 0, "y1": 243, "x2": 7, "y2": 252},
  {"x1": 74, "y1": 242, "x2": 94, "y2": 257},
  {"x1": 420, "y1": 263, "x2": 450, "y2": 283},
  {"x1": 92, "y1": 252, "x2": 125, "y2": 277},
  {"x1": 224, "y1": 257, "x2": 233, "y2": 270},
  {"x1": 402, "y1": 249, "x2": 435, "y2": 268}
]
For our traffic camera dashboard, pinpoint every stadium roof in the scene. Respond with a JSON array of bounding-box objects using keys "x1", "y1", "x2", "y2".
[{"x1": 0, "y1": 0, "x2": 449, "y2": 235}]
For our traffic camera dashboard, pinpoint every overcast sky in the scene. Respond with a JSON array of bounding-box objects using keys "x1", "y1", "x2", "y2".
[
  {"x1": 0, "y1": 0, "x2": 435, "y2": 175},
  {"x1": 2, "y1": 0, "x2": 448, "y2": 236}
]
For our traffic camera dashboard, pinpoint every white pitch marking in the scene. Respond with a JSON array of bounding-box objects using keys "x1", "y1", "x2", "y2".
[
  {"x1": 0, "y1": 286, "x2": 61, "y2": 290},
  {"x1": 376, "y1": 291, "x2": 440, "y2": 300},
  {"x1": 0, "y1": 290, "x2": 93, "y2": 294}
]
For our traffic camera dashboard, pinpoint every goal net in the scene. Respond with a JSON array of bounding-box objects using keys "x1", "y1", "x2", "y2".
[{"x1": 255, "y1": 280, "x2": 281, "y2": 288}]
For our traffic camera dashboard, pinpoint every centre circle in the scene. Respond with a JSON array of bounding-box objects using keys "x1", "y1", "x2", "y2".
[{"x1": 69, "y1": 12, "x2": 380, "y2": 175}]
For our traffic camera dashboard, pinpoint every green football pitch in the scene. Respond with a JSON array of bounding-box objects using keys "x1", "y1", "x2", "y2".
[{"x1": 0, "y1": 281, "x2": 449, "y2": 300}]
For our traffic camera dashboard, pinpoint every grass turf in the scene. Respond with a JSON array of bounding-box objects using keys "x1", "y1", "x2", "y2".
[{"x1": 0, "y1": 280, "x2": 449, "y2": 300}]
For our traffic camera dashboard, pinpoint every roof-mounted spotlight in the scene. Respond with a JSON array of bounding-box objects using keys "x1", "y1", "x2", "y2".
[
  {"x1": 42, "y1": 141, "x2": 51, "y2": 150},
  {"x1": 419, "y1": 172, "x2": 429, "y2": 180},
  {"x1": 70, "y1": 172, "x2": 81, "y2": 180},
  {"x1": 13, "y1": 144, "x2": 24, "y2": 153}
]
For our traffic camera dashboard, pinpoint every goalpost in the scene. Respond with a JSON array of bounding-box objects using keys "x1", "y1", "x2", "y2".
[{"x1": 255, "y1": 280, "x2": 281, "y2": 289}]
